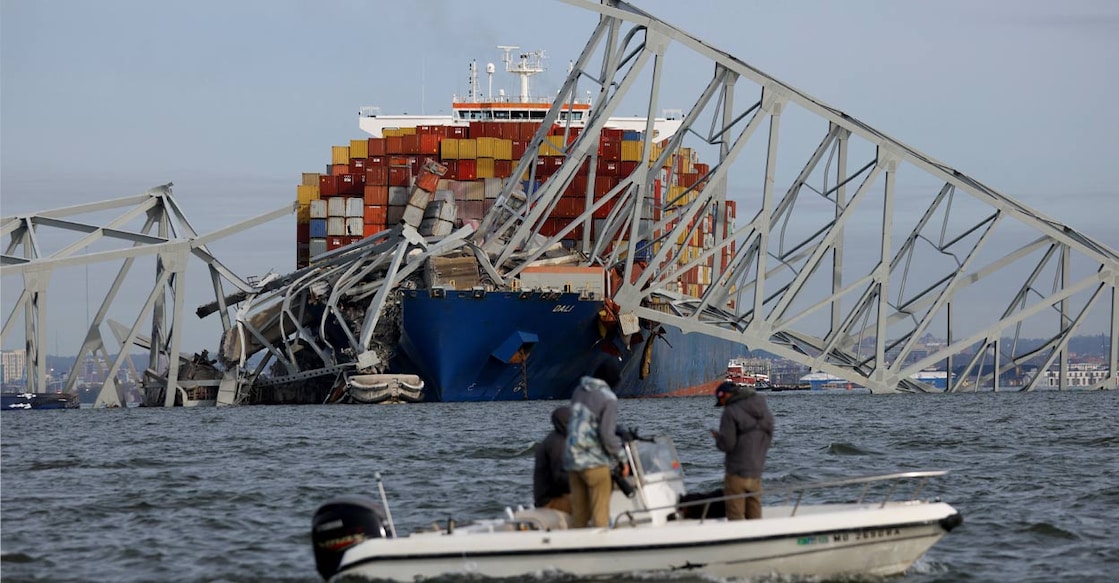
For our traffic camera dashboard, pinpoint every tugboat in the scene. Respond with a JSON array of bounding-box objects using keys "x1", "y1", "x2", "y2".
[{"x1": 725, "y1": 357, "x2": 773, "y2": 390}]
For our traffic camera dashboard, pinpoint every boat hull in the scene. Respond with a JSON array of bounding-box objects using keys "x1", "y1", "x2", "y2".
[
  {"x1": 397, "y1": 290, "x2": 744, "y2": 401},
  {"x1": 2, "y1": 392, "x2": 80, "y2": 410},
  {"x1": 333, "y1": 502, "x2": 960, "y2": 582}
]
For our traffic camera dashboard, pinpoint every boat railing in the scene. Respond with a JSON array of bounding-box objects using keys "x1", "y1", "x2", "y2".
[{"x1": 613, "y1": 470, "x2": 950, "y2": 527}]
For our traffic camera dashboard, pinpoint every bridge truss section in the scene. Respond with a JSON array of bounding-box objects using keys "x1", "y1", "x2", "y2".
[
  {"x1": 476, "y1": 0, "x2": 1118, "y2": 392},
  {"x1": 1, "y1": 184, "x2": 292, "y2": 406}
]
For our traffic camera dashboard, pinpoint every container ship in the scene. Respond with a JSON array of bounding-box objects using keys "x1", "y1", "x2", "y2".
[{"x1": 282, "y1": 48, "x2": 743, "y2": 402}]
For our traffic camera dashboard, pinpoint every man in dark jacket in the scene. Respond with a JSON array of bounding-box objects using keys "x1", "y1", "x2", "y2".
[
  {"x1": 533, "y1": 405, "x2": 572, "y2": 513},
  {"x1": 711, "y1": 380, "x2": 774, "y2": 520},
  {"x1": 565, "y1": 358, "x2": 628, "y2": 528}
]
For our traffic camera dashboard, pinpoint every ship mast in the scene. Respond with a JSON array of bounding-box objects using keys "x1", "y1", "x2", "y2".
[{"x1": 498, "y1": 45, "x2": 544, "y2": 102}]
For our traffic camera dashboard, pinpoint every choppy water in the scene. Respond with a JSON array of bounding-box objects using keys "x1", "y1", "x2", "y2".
[{"x1": 2, "y1": 390, "x2": 1117, "y2": 583}]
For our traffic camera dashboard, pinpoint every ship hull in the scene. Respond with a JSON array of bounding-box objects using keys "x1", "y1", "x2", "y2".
[
  {"x1": 2, "y1": 392, "x2": 80, "y2": 411},
  {"x1": 397, "y1": 291, "x2": 743, "y2": 402}
]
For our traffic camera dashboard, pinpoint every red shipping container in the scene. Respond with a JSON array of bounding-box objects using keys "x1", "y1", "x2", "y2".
[
  {"x1": 386, "y1": 136, "x2": 404, "y2": 154},
  {"x1": 618, "y1": 161, "x2": 638, "y2": 176},
  {"x1": 534, "y1": 157, "x2": 549, "y2": 176},
  {"x1": 418, "y1": 133, "x2": 441, "y2": 155},
  {"x1": 365, "y1": 204, "x2": 388, "y2": 225},
  {"x1": 365, "y1": 166, "x2": 388, "y2": 186},
  {"x1": 400, "y1": 134, "x2": 418, "y2": 155},
  {"x1": 388, "y1": 167, "x2": 410, "y2": 187},
  {"x1": 468, "y1": 121, "x2": 486, "y2": 139},
  {"x1": 601, "y1": 128, "x2": 624, "y2": 141},
  {"x1": 296, "y1": 222, "x2": 310, "y2": 243},
  {"x1": 364, "y1": 185, "x2": 389, "y2": 205},
  {"x1": 511, "y1": 140, "x2": 528, "y2": 159},
  {"x1": 494, "y1": 159, "x2": 513, "y2": 178},
  {"x1": 339, "y1": 173, "x2": 364, "y2": 195},
  {"x1": 563, "y1": 223, "x2": 584, "y2": 241},
  {"x1": 319, "y1": 175, "x2": 341, "y2": 196},
  {"x1": 331, "y1": 164, "x2": 349, "y2": 176},
  {"x1": 368, "y1": 137, "x2": 387, "y2": 157},
  {"x1": 447, "y1": 125, "x2": 469, "y2": 139},
  {"x1": 327, "y1": 236, "x2": 347, "y2": 250},
  {"x1": 538, "y1": 218, "x2": 560, "y2": 238},
  {"x1": 363, "y1": 223, "x2": 386, "y2": 238},
  {"x1": 597, "y1": 159, "x2": 619, "y2": 177},
  {"x1": 367, "y1": 155, "x2": 387, "y2": 167},
  {"x1": 594, "y1": 175, "x2": 617, "y2": 197},
  {"x1": 598, "y1": 139, "x2": 621, "y2": 160},
  {"x1": 497, "y1": 123, "x2": 517, "y2": 141},
  {"x1": 454, "y1": 159, "x2": 477, "y2": 181},
  {"x1": 349, "y1": 158, "x2": 366, "y2": 173},
  {"x1": 592, "y1": 198, "x2": 616, "y2": 219}
]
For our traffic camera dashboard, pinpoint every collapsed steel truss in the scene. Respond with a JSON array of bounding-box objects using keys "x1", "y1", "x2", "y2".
[
  {"x1": 476, "y1": 0, "x2": 1118, "y2": 391},
  {"x1": 0, "y1": 185, "x2": 292, "y2": 406}
]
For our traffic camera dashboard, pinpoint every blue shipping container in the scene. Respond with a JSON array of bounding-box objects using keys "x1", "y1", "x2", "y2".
[{"x1": 309, "y1": 218, "x2": 327, "y2": 238}]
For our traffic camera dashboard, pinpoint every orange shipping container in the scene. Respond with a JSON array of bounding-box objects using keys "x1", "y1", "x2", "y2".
[
  {"x1": 418, "y1": 133, "x2": 441, "y2": 155},
  {"x1": 363, "y1": 223, "x2": 387, "y2": 238},
  {"x1": 386, "y1": 136, "x2": 404, "y2": 154},
  {"x1": 365, "y1": 204, "x2": 388, "y2": 225},
  {"x1": 363, "y1": 185, "x2": 389, "y2": 205}
]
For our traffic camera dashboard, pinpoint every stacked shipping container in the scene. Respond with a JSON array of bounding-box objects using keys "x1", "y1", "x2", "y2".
[{"x1": 294, "y1": 122, "x2": 735, "y2": 300}]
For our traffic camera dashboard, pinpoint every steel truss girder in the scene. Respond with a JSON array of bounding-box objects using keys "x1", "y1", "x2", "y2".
[
  {"x1": 1, "y1": 184, "x2": 294, "y2": 406},
  {"x1": 491, "y1": 0, "x2": 1119, "y2": 392}
]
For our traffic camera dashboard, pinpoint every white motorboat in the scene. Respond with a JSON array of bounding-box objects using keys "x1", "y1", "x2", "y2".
[{"x1": 311, "y1": 435, "x2": 962, "y2": 581}]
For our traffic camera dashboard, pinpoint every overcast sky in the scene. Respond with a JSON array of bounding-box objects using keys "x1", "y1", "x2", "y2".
[{"x1": 2, "y1": 0, "x2": 1117, "y2": 354}]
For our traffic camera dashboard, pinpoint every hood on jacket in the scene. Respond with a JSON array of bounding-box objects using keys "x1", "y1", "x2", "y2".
[{"x1": 551, "y1": 405, "x2": 572, "y2": 435}]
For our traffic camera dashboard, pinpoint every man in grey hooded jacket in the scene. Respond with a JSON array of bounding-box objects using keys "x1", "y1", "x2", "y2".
[
  {"x1": 564, "y1": 359, "x2": 627, "y2": 528},
  {"x1": 711, "y1": 380, "x2": 774, "y2": 520}
]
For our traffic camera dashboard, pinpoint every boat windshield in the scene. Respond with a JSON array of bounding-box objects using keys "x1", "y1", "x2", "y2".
[{"x1": 632, "y1": 435, "x2": 684, "y2": 484}]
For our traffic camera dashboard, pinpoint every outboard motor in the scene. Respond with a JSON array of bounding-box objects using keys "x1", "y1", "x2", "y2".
[{"x1": 311, "y1": 495, "x2": 391, "y2": 581}]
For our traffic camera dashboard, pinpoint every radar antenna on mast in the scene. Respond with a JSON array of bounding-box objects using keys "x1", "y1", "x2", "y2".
[{"x1": 497, "y1": 45, "x2": 545, "y2": 102}]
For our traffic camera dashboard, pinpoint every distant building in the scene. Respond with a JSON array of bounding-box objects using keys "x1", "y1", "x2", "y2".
[
  {"x1": 1038, "y1": 363, "x2": 1111, "y2": 388},
  {"x1": 798, "y1": 370, "x2": 950, "y2": 390},
  {"x1": 2, "y1": 350, "x2": 27, "y2": 383}
]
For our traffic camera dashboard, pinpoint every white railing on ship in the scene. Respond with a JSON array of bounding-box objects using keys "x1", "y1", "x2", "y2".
[{"x1": 613, "y1": 470, "x2": 950, "y2": 527}]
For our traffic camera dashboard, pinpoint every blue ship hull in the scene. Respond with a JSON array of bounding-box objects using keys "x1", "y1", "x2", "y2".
[{"x1": 397, "y1": 290, "x2": 744, "y2": 401}]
